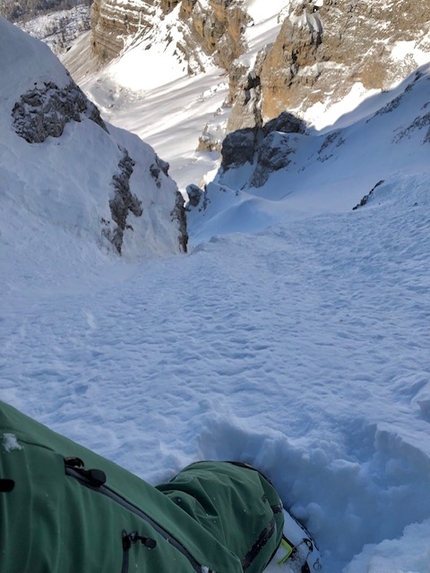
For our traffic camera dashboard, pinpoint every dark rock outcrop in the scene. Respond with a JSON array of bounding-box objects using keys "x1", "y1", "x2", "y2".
[
  {"x1": 250, "y1": 132, "x2": 297, "y2": 188},
  {"x1": 149, "y1": 155, "x2": 170, "y2": 188},
  {"x1": 220, "y1": 127, "x2": 259, "y2": 171},
  {"x1": 220, "y1": 110, "x2": 306, "y2": 186},
  {"x1": 353, "y1": 180, "x2": 385, "y2": 210},
  {"x1": 262, "y1": 111, "x2": 306, "y2": 137},
  {"x1": 102, "y1": 147, "x2": 143, "y2": 254},
  {"x1": 186, "y1": 183, "x2": 204, "y2": 208},
  {"x1": 12, "y1": 80, "x2": 108, "y2": 143},
  {"x1": 171, "y1": 189, "x2": 189, "y2": 252}
]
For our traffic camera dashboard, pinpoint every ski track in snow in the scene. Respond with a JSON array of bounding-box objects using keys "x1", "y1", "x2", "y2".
[{"x1": 2, "y1": 176, "x2": 430, "y2": 572}]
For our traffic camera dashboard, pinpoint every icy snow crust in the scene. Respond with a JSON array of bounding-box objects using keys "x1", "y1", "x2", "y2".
[{"x1": 2, "y1": 5, "x2": 430, "y2": 573}]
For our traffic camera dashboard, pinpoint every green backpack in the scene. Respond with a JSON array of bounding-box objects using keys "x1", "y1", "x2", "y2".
[{"x1": 0, "y1": 401, "x2": 284, "y2": 573}]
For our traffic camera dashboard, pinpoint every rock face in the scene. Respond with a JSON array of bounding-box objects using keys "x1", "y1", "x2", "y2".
[
  {"x1": 258, "y1": 10, "x2": 323, "y2": 120},
  {"x1": 12, "y1": 80, "x2": 108, "y2": 143},
  {"x1": 91, "y1": 0, "x2": 158, "y2": 61},
  {"x1": 88, "y1": 0, "x2": 429, "y2": 158},
  {"x1": 229, "y1": 0, "x2": 430, "y2": 129},
  {"x1": 90, "y1": 0, "x2": 430, "y2": 130},
  {"x1": 91, "y1": 0, "x2": 250, "y2": 70},
  {"x1": 220, "y1": 110, "x2": 307, "y2": 187},
  {"x1": 177, "y1": 0, "x2": 250, "y2": 72},
  {"x1": 221, "y1": 127, "x2": 258, "y2": 171},
  {"x1": 189, "y1": 0, "x2": 250, "y2": 70}
]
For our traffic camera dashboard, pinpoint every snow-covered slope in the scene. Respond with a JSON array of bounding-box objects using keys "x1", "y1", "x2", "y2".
[
  {"x1": 3, "y1": 163, "x2": 430, "y2": 573},
  {"x1": 0, "y1": 16, "x2": 185, "y2": 291},
  {"x1": 2, "y1": 6, "x2": 430, "y2": 573}
]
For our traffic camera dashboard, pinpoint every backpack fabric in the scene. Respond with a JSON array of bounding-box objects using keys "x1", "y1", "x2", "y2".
[{"x1": 0, "y1": 401, "x2": 284, "y2": 573}]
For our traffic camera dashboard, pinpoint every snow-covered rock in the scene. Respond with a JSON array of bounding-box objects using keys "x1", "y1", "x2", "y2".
[
  {"x1": 0, "y1": 17, "x2": 187, "y2": 263},
  {"x1": 11, "y1": 79, "x2": 108, "y2": 143}
]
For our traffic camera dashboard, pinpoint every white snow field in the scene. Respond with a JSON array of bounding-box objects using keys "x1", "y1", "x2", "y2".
[{"x1": 2, "y1": 4, "x2": 430, "y2": 573}]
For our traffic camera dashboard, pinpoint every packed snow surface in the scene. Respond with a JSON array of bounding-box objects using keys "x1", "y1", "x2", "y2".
[{"x1": 2, "y1": 5, "x2": 430, "y2": 573}]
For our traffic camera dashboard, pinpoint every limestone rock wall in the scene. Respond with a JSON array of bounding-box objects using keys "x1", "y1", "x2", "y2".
[
  {"x1": 89, "y1": 0, "x2": 429, "y2": 145},
  {"x1": 91, "y1": 0, "x2": 249, "y2": 69},
  {"x1": 176, "y1": 0, "x2": 250, "y2": 71},
  {"x1": 229, "y1": 0, "x2": 430, "y2": 130},
  {"x1": 91, "y1": 0, "x2": 158, "y2": 61}
]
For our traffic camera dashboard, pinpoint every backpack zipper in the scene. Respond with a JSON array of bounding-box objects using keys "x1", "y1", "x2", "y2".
[
  {"x1": 241, "y1": 517, "x2": 276, "y2": 571},
  {"x1": 64, "y1": 459, "x2": 205, "y2": 573}
]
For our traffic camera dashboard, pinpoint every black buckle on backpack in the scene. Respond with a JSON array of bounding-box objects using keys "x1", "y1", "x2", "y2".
[
  {"x1": 0, "y1": 479, "x2": 15, "y2": 492},
  {"x1": 64, "y1": 457, "x2": 107, "y2": 487}
]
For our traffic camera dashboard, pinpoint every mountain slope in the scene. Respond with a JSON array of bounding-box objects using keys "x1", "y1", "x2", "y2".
[
  {"x1": 2, "y1": 7, "x2": 430, "y2": 573},
  {"x1": 0, "y1": 16, "x2": 186, "y2": 292}
]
